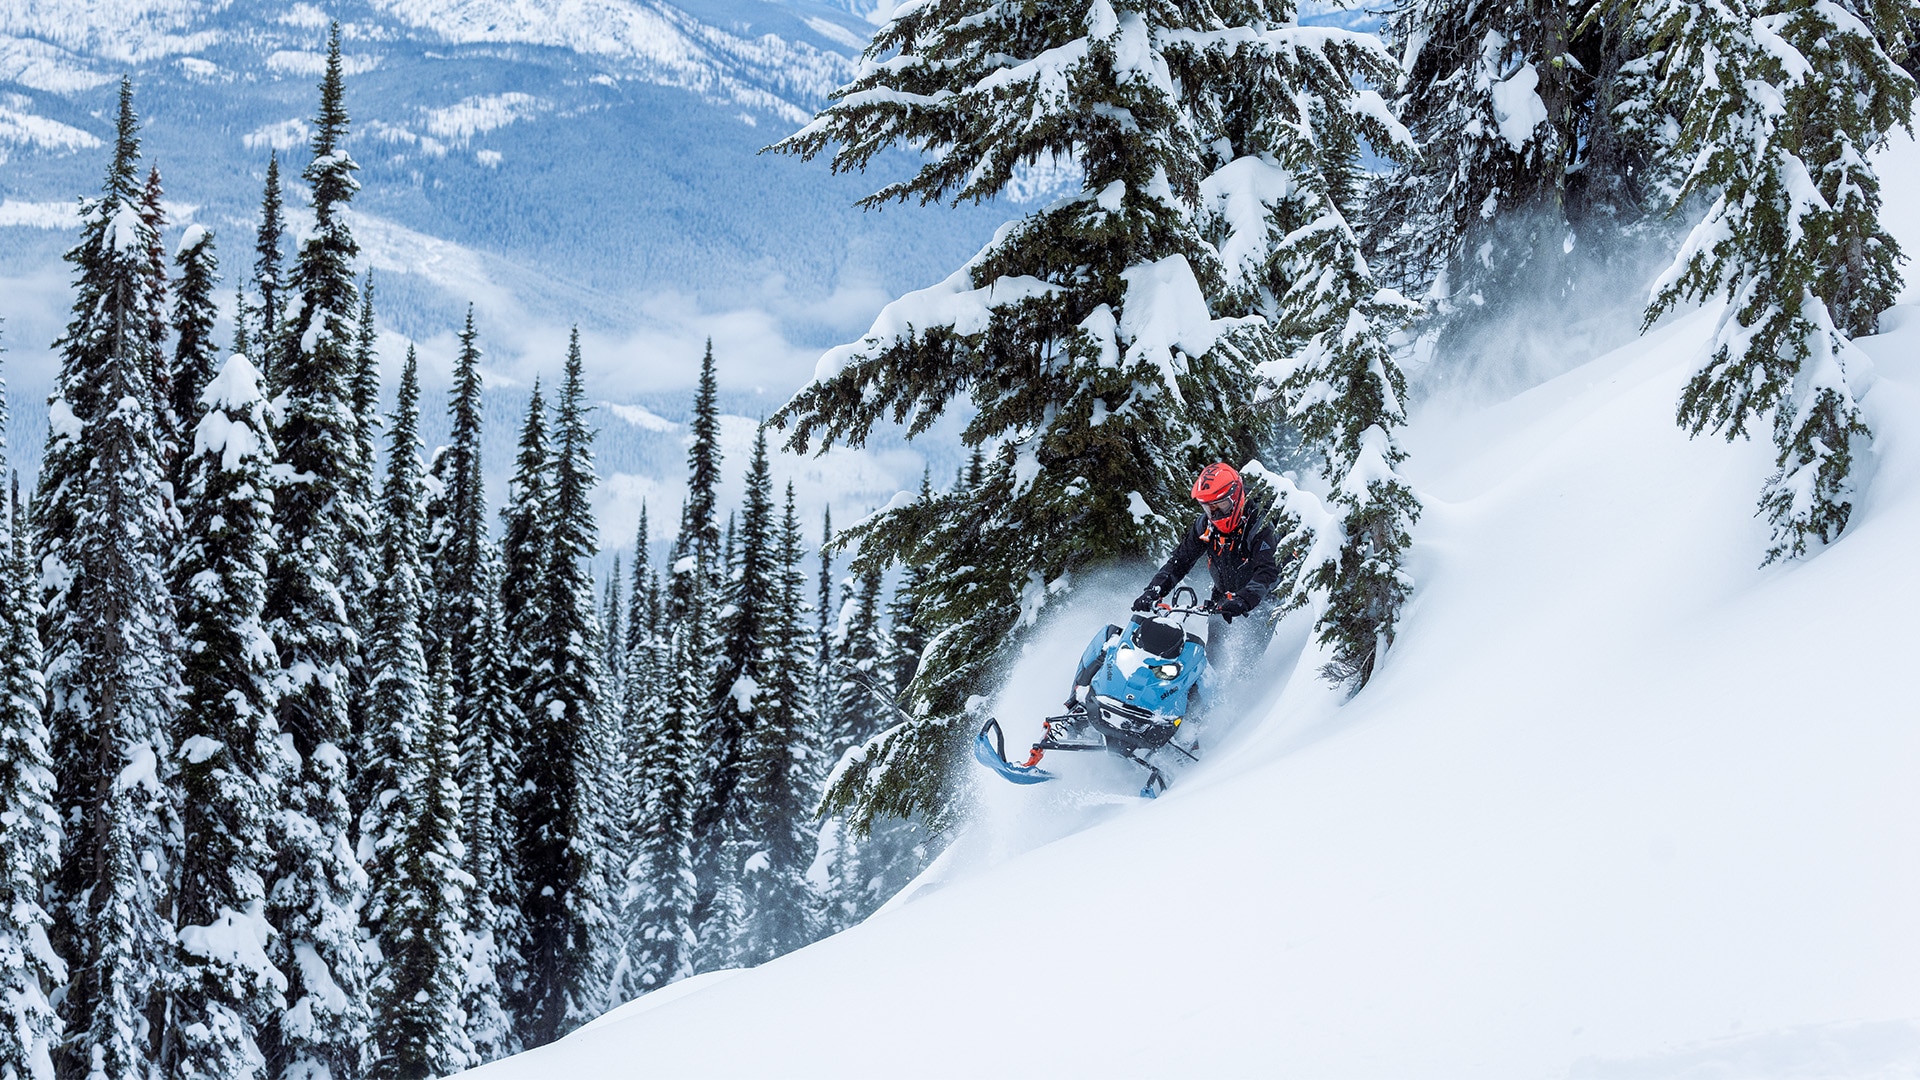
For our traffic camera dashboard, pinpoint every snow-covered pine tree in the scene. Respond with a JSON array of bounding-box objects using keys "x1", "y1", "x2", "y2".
[
  {"x1": 169, "y1": 350, "x2": 291, "y2": 1080},
  {"x1": 626, "y1": 505, "x2": 656, "y2": 656},
  {"x1": 36, "y1": 77, "x2": 181, "y2": 1080},
  {"x1": 694, "y1": 425, "x2": 779, "y2": 963},
  {"x1": 369, "y1": 654, "x2": 475, "y2": 1080},
  {"x1": 825, "y1": 565, "x2": 888, "y2": 768},
  {"x1": 0, "y1": 351, "x2": 62, "y2": 1080},
  {"x1": 351, "y1": 275, "x2": 380, "y2": 468},
  {"x1": 415, "y1": 310, "x2": 519, "y2": 1059},
  {"x1": 1362, "y1": 1, "x2": 1577, "y2": 337},
  {"x1": 1362, "y1": 0, "x2": 1679, "y2": 369},
  {"x1": 252, "y1": 152, "x2": 287, "y2": 371},
  {"x1": 601, "y1": 558, "x2": 625, "y2": 707},
  {"x1": 583, "y1": 620, "x2": 629, "y2": 1011},
  {"x1": 884, "y1": 471, "x2": 933, "y2": 696},
  {"x1": 341, "y1": 274, "x2": 381, "y2": 827},
  {"x1": 232, "y1": 286, "x2": 251, "y2": 360},
  {"x1": 732, "y1": 483, "x2": 820, "y2": 964},
  {"x1": 518, "y1": 330, "x2": 614, "y2": 1043},
  {"x1": 722, "y1": 513, "x2": 739, "y2": 595},
  {"x1": 818, "y1": 558, "x2": 942, "y2": 927},
  {"x1": 1564, "y1": 0, "x2": 1685, "y2": 242},
  {"x1": 683, "y1": 342, "x2": 723, "y2": 578},
  {"x1": 1645, "y1": 0, "x2": 1914, "y2": 563},
  {"x1": 811, "y1": 507, "x2": 833, "y2": 747},
  {"x1": 261, "y1": 25, "x2": 373, "y2": 1077},
  {"x1": 500, "y1": 380, "x2": 550, "y2": 732},
  {"x1": 137, "y1": 166, "x2": 174, "y2": 455},
  {"x1": 169, "y1": 223, "x2": 219, "y2": 494},
  {"x1": 457, "y1": 556, "x2": 518, "y2": 1064},
  {"x1": 776, "y1": 0, "x2": 1266, "y2": 829},
  {"x1": 361, "y1": 348, "x2": 432, "y2": 946},
  {"x1": 618, "y1": 539, "x2": 704, "y2": 996},
  {"x1": 425, "y1": 308, "x2": 486, "y2": 674},
  {"x1": 32, "y1": 77, "x2": 178, "y2": 1076},
  {"x1": 1173, "y1": 8, "x2": 1425, "y2": 686}
]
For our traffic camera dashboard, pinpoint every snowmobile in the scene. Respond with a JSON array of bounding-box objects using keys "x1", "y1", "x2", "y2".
[{"x1": 973, "y1": 586, "x2": 1215, "y2": 798}]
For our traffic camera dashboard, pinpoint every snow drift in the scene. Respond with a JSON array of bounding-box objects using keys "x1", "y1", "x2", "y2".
[{"x1": 457, "y1": 194, "x2": 1920, "y2": 1080}]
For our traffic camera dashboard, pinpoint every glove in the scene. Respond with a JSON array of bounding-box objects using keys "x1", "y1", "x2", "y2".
[
  {"x1": 1216, "y1": 596, "x2": 1251, "y2": 623},
  {"x1": 1132, "y1": 586, "x2": 1162, "y2": 612}
]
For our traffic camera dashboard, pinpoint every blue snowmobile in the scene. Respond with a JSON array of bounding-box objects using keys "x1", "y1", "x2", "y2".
[{"x1": 974, "y1": 586, "x2": 1216, "y2": 798}]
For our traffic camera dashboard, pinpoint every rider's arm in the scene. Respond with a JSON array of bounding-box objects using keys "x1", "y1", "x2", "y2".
[
  {"x1": 1237, "y1": 520, "x2": 1282, "y2": 610},
  {"x1": 1148, "y1": 518, "x2": 1206, "y2": 595}
]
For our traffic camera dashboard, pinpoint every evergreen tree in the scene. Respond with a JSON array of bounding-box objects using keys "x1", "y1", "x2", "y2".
[
  {"x1": 0, "y1": 351, "x2": 63, "y2": 1080},
  {"x1": 342, "y1": 274, "x2": 381, "y2": 830},
  {"x1": 809, "y1": 507, "x2": 835, "y2": 784},
  {"x1": 361, "y1": 349, "x2": 431, "y2": 942},
  {"x1": 416, "y1": 311, "x2": 520, "y2": 1059},
  {"x1": 422, "y1": 309, "x2": 492, "y2": 748},
  {"x1": 1363, "y1": 1, "x2": 1677, "y2": 365},
  {"x1": 137, "y1": 166, "x2": 174, "y2": 454},
  {"x1": 169, "y1": 223, "x2": 220, "y2": 493},
  {"x1": 775, "y1": 0, "x2": 1265, "y2": 829},
  {"x1": 618, "y1": 540, "x2": 703, "y2": 995},
  {"x1": 232, "y1": 286, "x2": 252, "y2": 361},
  {"x1": 1181, "y1": 11, "x2": 1426, "y2": 686},
  {"x1": 601, "y1": 557, "x2": 625, "y2": 706},
  {"x1": 733, "y1": 484, "x2": 819, "y2": 964},
  {"x1": 252, "y1": 152, "x2": 287, "y2": 370},
  {"x1": 169, "y1": 351, "x2": 291, "y2": 1080},
  {"x1": 683, "y1": 342, "x2": 723, "y2": 576},
  {"x1": 518, "y1": 330, "x2": 614, "y2": 1043},
  {"x1": 261, "y1": 26, "x2": 373, "y2": 1077},
  {"x1": 369, "y1": 657, "x2": 475, "y2": 1080},
  {"x1": 499, "y1": 380, "x2": 550, "y2": 728},
  {"x1": 458, "y1": 575, "x2": 518, "y2": 1065},
  {"x1": 816, "y1": 563, "x2": 931, "y2": 924},
  {"x1": 695, "y1": 426, "x2": 779, "y2": 961},
  {"x1": 1645, "y1": 0, "x2": 1913, "y2": 563},
  {"x1": 825, "y1": 565, "x2": 887, "y2": 769},
  {"x1": 37, "y1": 77, "x2": 181, "y2": 1080},
  {"x1": 884, "y1": 471, "x2": 933, "y2": 696},
  {"x1": 625, "y1": 505, "x2": 655, "y2": 656},
  {"x1": 428, "y1": 305, "x2": 487, "y2": 664}
]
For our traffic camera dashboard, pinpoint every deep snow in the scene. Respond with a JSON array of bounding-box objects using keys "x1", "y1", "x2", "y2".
[{"x1": 459, "y1": 167, "x2": 1920, "y2": 1080}]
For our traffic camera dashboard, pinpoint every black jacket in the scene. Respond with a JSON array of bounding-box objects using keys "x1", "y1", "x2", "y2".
[{"x1": 1149, "y1": 501, "x2": 1281, "y2": 612}]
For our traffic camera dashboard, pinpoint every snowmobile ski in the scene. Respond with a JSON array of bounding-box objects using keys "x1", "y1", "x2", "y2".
[{"x1": 973, "y1": 718, "x2": 1056, "y2": 784}]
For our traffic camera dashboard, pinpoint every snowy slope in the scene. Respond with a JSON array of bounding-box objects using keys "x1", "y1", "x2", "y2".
[{"x1": 459, "y1": 289, "x2": 1920, "y2": 1077}]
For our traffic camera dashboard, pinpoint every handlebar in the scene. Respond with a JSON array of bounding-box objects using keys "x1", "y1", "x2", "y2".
[{"x1": 1153, "y1": 603, "x2": 1214, "y2": 616}]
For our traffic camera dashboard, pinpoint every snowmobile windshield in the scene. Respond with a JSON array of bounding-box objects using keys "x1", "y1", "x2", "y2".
[{"x1": 1131, "y1": 616, "x2": 1185, "y2": 659}]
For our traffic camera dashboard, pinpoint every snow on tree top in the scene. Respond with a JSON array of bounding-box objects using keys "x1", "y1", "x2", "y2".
[
  {"x1": 195, "y1": 354, "x2": 271, "y2": 471},
  {"x1": 200, "y1": 353, "x2": 267, "y2": 412},
  {"x1": 105, "y1": 202, "x2": 146, "y2": 254},
  {"x1": 176, "y1": 221, "x2": 209, "y2": 256}
]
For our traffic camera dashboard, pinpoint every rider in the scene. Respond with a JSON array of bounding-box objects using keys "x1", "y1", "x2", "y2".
[
  {"x1": 1061, "y1": 462, "x2": 1281, "y2": 715},
  {"x1": 1134, "y1": 462, "x2": 1281, "y2": 672}
]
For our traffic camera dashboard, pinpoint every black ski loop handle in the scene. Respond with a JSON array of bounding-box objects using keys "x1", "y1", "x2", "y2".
[{"x1": 979, "y1": 717, "x2": 1007, "y2": 760}]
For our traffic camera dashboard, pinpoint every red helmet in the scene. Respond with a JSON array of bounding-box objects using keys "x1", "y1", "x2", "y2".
[{"x1": 1191, "y1": 462, "x2": 1245, "y2": 533}]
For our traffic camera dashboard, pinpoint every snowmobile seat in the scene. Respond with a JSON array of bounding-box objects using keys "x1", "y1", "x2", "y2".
[{"x1": 1130, "y1": 615, "x2": 1186, "y2": 659}]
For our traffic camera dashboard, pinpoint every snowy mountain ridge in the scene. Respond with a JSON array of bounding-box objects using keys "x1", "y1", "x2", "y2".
[{"x1": 2, "y1": 0, "x2": 855, "y2": 118}]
